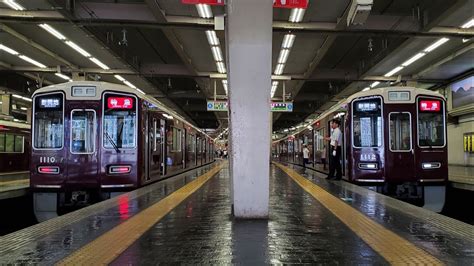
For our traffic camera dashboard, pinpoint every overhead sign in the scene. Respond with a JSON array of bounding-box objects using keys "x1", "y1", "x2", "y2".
[
  {"x1": 40, "y1": 98, "x2": 61, "y2": 108},
  {"x1": 271, "y1": 102, "x2": 293, "y2": 112},
  {"x1": 273, "y1": 0, "x2": 308, "y2": 9},
  {"x1": 108, "y1": 97, "x2": 134, "y2": 109},
  {"x1": 182, "y1": 0, "x2": 308, "y2": 8},
  {"x1": 182, "y1": 0, "x2": 224, "y2": 5},
  {"x1": 207, "y1": 101, "x2": 228, "y2": 111}
]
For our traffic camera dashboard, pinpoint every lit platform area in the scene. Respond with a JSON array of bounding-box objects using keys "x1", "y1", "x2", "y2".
[
  {"x1": 0, "y1": 171, "x2": 29, "y2": 200},
  {"x1": 449, "y1": 165, "x2": 474, "y2": 191},
  {"x1": 1, "y1": 162, "x2": 472, "y2": 264}
]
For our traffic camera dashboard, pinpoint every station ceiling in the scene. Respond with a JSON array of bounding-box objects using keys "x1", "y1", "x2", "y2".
[{"x1": 0, "y1": 0, "x2": 473, "y2": 134}]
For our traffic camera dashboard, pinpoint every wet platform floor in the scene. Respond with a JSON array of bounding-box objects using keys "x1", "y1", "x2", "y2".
[{"x1": 0, "y1": 162, "x2": 473, "y2": 264}]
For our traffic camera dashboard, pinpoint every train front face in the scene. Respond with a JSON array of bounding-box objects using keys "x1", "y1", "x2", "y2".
[{"x1": 30, "y1": 85, "x2": 139, "y2": 220}]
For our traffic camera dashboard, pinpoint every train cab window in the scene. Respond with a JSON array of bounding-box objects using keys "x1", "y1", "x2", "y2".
[
  {"x1": 71, "y1": 110, "x2": 96, "y2": 154},
  {"x1": 103, "y1": 94, "x2": 137, "y2": 150},
  {"x1": 33, "y1": 93, "x2": 64, "y2": 149},
  {"x1": 417, "y1": 98, "x2": 445, "y2": 147},
  {"x1": 389, "y1": 113, "x2": 411, "y2": 151},
  {"x1": 352, "y1": 98, "x2": 383, "y2": 148}
]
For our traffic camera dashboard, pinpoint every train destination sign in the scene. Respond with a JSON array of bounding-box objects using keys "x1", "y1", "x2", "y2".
[
  {"x1": 419, "y1": 100, "x2": 441, "y2": 112},
  {"x1": 207, "y1": 101, "x2": 228, "y2": 111},
  {"x1": 40, "y1": 98, "x2": 61, "y2": 108},
  {"x1": 108, "y1": 97, "x2": 134, "y2": 109},
  {"x1": 182, "y1": 0, "x2": 308, "y2": 9},
  {"x1": 271, "y1": 102, "x2": 293, "y2": 112}
]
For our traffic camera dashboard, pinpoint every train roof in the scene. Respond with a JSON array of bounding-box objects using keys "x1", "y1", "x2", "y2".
[
  {"x1": 0, "y1": 119, "x2": 31, "y2": 129},
  {"x1": 273, "y1": 87, "x2": 444, "y2": 143},
  {"x1": 346, "y1": 86, "x2": 445, "y2": 104},
  {"x1": 33, "y1": 81, "x2": 212, "y2": 139}
]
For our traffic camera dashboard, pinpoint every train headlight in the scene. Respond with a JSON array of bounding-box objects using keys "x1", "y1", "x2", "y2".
[
  {"x1": 422, "y1": 162, "x2": 441, "y2": 169},
  {"x1": 358, "y1": 163, "x2": 378, "y2": 170},
  {"x1": 38, "y1": 166, "x2": 60, "y2": 174},
  {"x1": 109, "y1": 165, "x2": 132, "y2": 174}
]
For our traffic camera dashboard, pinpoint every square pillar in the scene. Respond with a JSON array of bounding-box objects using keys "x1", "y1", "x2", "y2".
[{"x1": 226, "y1": 0, "x2": 273, "y2": 218}]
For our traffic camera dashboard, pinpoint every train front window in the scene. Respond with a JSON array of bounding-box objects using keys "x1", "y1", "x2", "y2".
[
  {"x1": 71, "y1": 110, "x2": 95, "y2": 154},
  {"x1": 418, "y1": 98, "x2": 445, "y2": 147},
  {"x1": 353, "y1": 98, "x2": 382, "y2": 148},
  {"x1": 389, "y1": 113, "x2": 411, "y2": 151},
  {"x1": 103, "y1": 94, "x2": 137, "y2": 150},
  {"x1": 33, "y1": 93, "x2": 64, "y2": 149}
]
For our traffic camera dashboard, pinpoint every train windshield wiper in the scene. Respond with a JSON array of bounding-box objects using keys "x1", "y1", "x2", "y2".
[{"x1": 105, "y1": 132, "x2": 120, "y2": 153}]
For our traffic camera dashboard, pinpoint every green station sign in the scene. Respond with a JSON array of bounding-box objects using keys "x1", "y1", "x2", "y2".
[
  {"x1": 271, "y1": 102, "x2": 293, "y2": 112},
  {"x1": 207, "y1": 101, "x2": 228, "y2": 111}
]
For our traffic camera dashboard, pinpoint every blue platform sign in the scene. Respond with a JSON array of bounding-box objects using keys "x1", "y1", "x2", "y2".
[{"x1": 207, "y1": 101, "x2": 228, "y2": 111}]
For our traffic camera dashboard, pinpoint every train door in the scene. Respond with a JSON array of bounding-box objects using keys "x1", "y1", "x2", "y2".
[
  {"x1": 182, "y1": 129, "x2": 186, "y2": 169},
  {"x1": 160, "y1": 119, "x2": 166, "y2": 176},
  {"x1": 148, "y1": 116, "x2": 163, "y2": 179},
  {"x1": 386, "y1": 112, "x2": 415, "y2": 180},
  {"x1": 67, "y1": 105, "x2": 99, "y2": 187}
]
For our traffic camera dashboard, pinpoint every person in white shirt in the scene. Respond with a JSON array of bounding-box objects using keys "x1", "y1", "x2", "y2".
[
  {"x1": 302, "y1": 144, "x2": 310, "y2": 169},
  {"x1": 324, "y1": 119, "x2": 342, "y2": 180}
]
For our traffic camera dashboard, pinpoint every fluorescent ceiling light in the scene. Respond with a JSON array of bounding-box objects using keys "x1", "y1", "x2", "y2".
[
  {"x1": 20, "y1": 107, "x2": 27, "y2": 111},
  {"x1": 401, "y1": 52, "x2": 425, "y2": 67},
  {"x1": 55, "y1": 73, "x2": 72, "y2": 81},
  {"x1": 65, "y1": 41, "x2": 91, "y2": 57},
  {"x1": 362, "y1": 87, "x2": 370, "y2": 91},
  {"x1": 12, "y1": 94, "x2": 22, "y2": 99},
  {"x1": 135, "y1": 88, "x2": 145, "y2": 95},
  {"x1": 0, "y1": 44, "x2": 19, "y2": 55},
  {"x1": 272, "y1": 81, "x2": 279, "y2": 87},
  {"x1": 278, "y1": 49, "x2": 290, "y2": 64},
  {"x1": 370, "y1": 81, "x2": 380, "y2": 88},
  {"x1": 89, "y1": 57, "x2": 110, "y2": 70},
  {"x1": 283, "y1": 129, "x2": 289, "y2": 132},
  {"x1": 39, "y1": 24, "x2": 66, "y2": 40},
  {"x1": 222, "y1": 80, "x2": 228, "y2": 94},
  {"x1": 114, "y1": 75, "x2": 126, "y2": 82},
  {"x1": 4, "y1": 0, "x2": 24, "y2": 10},
  {"x1": 163, "y1": 114, "x2": 174, "y2": 120},
  {"x1": 205, "y1": 30, "x2": 219, "y2": 46},
  {"x1": 22, "y1": 97, "x2": 32, "y2": 102},
  {"x1": 384, "y1": 66, "x2": 403, "y2": 77},
  {"x1": 289, "y1": 8, "x2": 305, "y2": 23},
  {"x1": 282, "y1": 34, "x2": 296, "y2": 49},
  {"x1": 123, "y1": 80, "x2": 137, "y2": 89},
  {"x1": 217, "y1": 62, "x2": 226, "y2": 73},
  {"x1": 211, "y1": 46, "x2": 223, "y2": 61},
  {"x1": 196, "y1": 4, "x2": 212, "y2": 18},
  {"x1": 274, "y1": 63, "x2": 285, "y2": 75},
  {"x1": 19, "y1": 55, "x2": 47, "y2": 68},
  {"x1": 423, "y1": 38, "x2": 449, "y2": 53},
  {"x1": 461, "y1": 18, "x2": 474, "y2": 28}
]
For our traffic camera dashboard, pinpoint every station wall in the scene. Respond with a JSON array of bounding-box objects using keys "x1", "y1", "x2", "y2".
[{"x1": 445, "y1": 77, "x2": 474, "y2": 166}]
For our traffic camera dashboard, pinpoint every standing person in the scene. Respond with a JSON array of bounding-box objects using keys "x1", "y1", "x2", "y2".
[
  {"x1": 302, "y1": 144, "x2": 310, "y2": 169},
  {"x1": 321, "y1": 145, "x2": 327, "y2": 170},
  {"x1": 325, "y1": 119, "x2": 342, "y2": 180}
]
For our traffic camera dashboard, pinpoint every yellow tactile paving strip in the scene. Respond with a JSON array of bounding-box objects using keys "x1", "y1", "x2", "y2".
[
  {"x1": 56, "y1": 163, "x2": 223, "y2": 265},
  {"x1": 274, "y1": 162, "x2": 444, "y2": 266},
  {"x1": 0, "y1": 179, "x2": 29, "y2": 186}
]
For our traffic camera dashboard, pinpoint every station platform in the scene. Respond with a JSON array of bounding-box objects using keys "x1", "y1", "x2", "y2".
[
  {"x1": 0, "y1": 162, "x2": 473, "y2": 264},
  {"x1": 0, "y1": 171, "x2": 29, "y2": 200}
]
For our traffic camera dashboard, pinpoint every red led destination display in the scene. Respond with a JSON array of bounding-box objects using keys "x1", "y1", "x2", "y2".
[
  {"x1": 107, "y1": 97, "x2": 134, "y2": 109},
  {"x1": 181, "y1": 0, "x2": 224, "y2": 5},
  {"x1": 182, "y1": 0, "x2": 308, "y2": 8},
  {"x1": 419, "y1": 100, "x2": 441, "y2": 112}
]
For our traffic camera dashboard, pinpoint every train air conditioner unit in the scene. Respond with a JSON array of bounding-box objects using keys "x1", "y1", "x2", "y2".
[{"x1": 347, "y1": 0, "x2": 373, "y2": 26}]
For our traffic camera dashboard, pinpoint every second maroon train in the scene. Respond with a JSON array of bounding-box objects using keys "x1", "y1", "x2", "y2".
[{"x1": 273, "y1": 87, "x2": 448, "y2": 212}]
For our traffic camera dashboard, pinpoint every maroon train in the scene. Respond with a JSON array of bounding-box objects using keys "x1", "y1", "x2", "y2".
[
  {"x1": 273, "y1": 87, "x2": 447, "y2": 212},
  {"x1": 31, "y1": 81, "x2": 215, "y2": 221},
  {"x1": 0, "y1": 120, "x2": 30, "y2": 175}
]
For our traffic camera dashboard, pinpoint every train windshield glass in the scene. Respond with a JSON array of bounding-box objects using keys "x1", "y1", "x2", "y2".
[
  {"x1": 352, "y1": 98, "x2": 383, "y2": 148},
  {"x1": 103, "y1": 94, "x2": 137, "y2": 149},
  {"x1": 418, "y1": 98, "x2": 445, "y2": 147},
  {"x1": 33, "y1": 93, "x2": 64, "y2": 149}
]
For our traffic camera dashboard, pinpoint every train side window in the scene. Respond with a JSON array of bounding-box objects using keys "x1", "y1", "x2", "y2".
[
  {"x1": 5, "y1": 134, "x2": 14, "y2": 152},
  {"x1": 352, "y1": 98, "x2": 383, "y2": 148},
  {"x1": 0, "y1": 133, "x2": 4, "y2": 152},
  {"x1": 14, "y1": 135, "x2": 24, "y2": 153},
  {"x1": 71, "y1": 110, "x2": 96, "y2": 154},
  {"x1": 172, "y1": 127, "x2": 182, "y2": 152},
  {"x1": 389, "y1": 113, "x2": 411, "y2": 151}
]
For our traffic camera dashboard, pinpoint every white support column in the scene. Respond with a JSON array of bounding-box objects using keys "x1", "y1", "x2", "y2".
[{"x1": 226, "y1": 0, "x2": 272, "y2": 218}]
